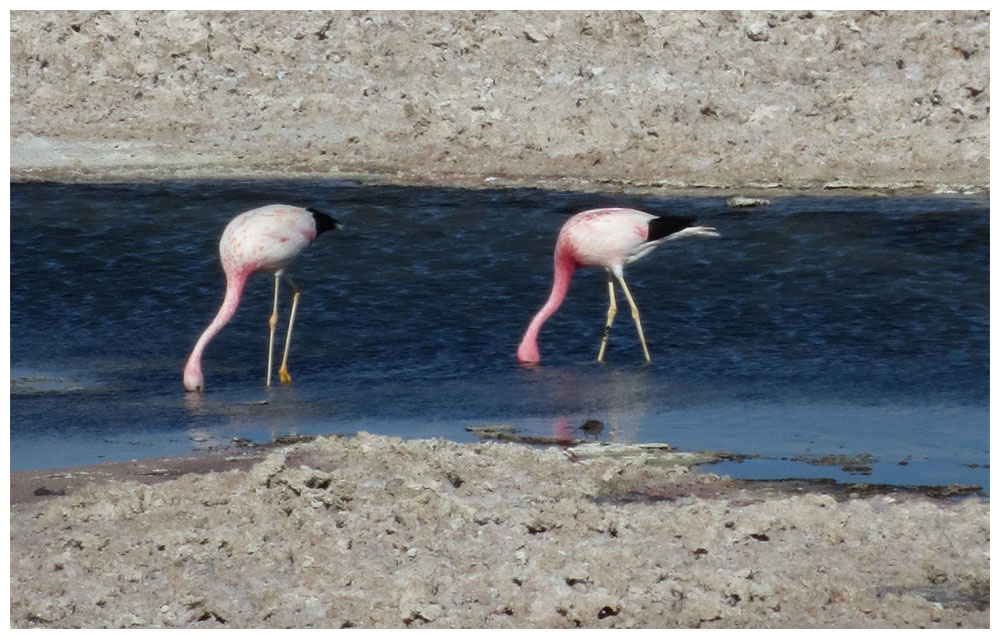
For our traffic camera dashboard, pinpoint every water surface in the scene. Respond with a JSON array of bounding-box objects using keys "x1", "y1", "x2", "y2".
[{"x1": 9, "y1": 181, "x2": 989, "y2": 490}]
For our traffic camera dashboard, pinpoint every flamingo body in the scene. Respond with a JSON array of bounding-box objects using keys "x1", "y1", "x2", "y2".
[
  {"x1": 220, "y1": 204, "x2": 321, "y2": 276},
  {"x1": 183, "y1": 204, "x2": 340, "y2": 392},
  {"x1": 516, "y1": 208, "x2": 717, "y2": 364}
]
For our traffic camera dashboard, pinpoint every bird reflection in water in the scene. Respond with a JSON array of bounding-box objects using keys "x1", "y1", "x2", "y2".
[{"x1": 544, "y1": 365, "x2": 654, "y2": 445}]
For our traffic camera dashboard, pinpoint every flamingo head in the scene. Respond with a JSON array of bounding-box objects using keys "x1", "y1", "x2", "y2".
[
  {"x1": 183, "y1": 361, "x2": 204, "y2": 392},
  {"x1": 516, "y1": 340, "x2": 541, "y2": 365}
]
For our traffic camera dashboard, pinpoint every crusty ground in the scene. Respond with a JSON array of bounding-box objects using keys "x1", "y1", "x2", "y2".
[
  {"x1": 9, "y1": 10, "x2": 989, "y2": 193},
  {"x1": 9, "y1": 434, "x2": 990, "y2": 628}
]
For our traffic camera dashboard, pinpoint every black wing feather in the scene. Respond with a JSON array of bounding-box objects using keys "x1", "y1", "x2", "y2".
[{"x1": 647, "y1": 214, "x2": 696, "y2": 242}]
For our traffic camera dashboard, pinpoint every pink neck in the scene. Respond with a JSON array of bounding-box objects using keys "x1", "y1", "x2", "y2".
[
  {"x1": 183, "y1": 270, "x2": 247, "y2": 390},
  {"x1": 517, "y1": 248, "x2": 576, "y2": 363}
]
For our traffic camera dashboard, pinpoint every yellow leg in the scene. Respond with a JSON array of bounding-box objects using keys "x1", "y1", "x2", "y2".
[
  {"x1": 615, "y1": 272, "x2": 651, "y2": 363},
  {"x1": 597, "y1": 272, "x2": 617, "y2": 363},
  {"x1": 278, "y1": 282, "x2": 300, "y2": 385},
  {"x1": 266, "y1": 273, "x2": 280, "y2": 387}
]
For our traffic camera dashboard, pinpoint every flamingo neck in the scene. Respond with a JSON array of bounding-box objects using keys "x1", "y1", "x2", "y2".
[
  {"x1": 517, "y1": 247, "x2": 576, "y2": 363},
  {"x1": 183, "y1": 270, "x2": 248, "y2": 391}
]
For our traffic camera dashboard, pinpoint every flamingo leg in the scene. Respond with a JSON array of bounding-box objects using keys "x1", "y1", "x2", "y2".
[
  {"x1": 615, "y1": 272, "x2": 652, "y2": 363},
  {"x1": 597, "y1": 272, "x2": 618, "y2": 362},
  {"x1": 266, "y1": 273, "x2": 281, "y2": 387},
  {"x1": 278, "y1": 277, "x2": 300, "y2": 384}
]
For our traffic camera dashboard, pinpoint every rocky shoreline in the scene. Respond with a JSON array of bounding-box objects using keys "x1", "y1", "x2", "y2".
[
  {"x1": 9, "y1": 10, "x2": 990, "y2": 193},
  {"x1": 9, "y1": 433, "x2": 991, "y2": 628}
]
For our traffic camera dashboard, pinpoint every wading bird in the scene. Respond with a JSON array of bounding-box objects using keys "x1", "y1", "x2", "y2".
[
  {"x1": 516, "y1": 208, "x2": 717, "y2": 364},
  {"x1": 183, "y1": 204, "x2": 341, "y2": 392}
]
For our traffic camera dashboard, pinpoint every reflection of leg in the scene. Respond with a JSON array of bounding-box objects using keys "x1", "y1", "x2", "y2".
[
  {"x1": 597, "y1": 272, "x2": 617, "y2": 362},
  {"x1": 278, "y1": 279, "x2": 300, "y2": 384},
  {"x1": 615, "y1": 272, "x2": 651, "y2": 363},
  {"x1": 266, "y1": 273, "x2": 280, "y2": 387}
]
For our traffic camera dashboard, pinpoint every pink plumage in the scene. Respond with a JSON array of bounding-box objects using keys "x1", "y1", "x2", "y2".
[
  {"x1": 183, "y1": 204, "x2": 340, "y2": 392},
  {"x1": 517, "y1": 208, "x2": 717, "y2": 364}
]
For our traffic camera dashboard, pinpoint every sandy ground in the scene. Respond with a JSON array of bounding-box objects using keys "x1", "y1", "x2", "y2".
[
  {"x1": 9, "y1": 10, "x2": 990, "y2": 193},
  {"x1": 9, "y1": 434, "x2": 991, "y2": 628},
  {"x1": 8, "y1": 10, "x2": 991, "y2": 629}
]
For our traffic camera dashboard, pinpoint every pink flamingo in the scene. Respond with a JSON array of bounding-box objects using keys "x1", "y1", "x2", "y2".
[
  {"x1": 183, "y1": 204, "x2": 341, "y2": 392},
  {"x1": 517, "y1": 208, "x2": 718, "y2": 364}
]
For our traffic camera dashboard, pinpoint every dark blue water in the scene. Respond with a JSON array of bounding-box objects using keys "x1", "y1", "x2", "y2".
[{"x1": 9, "y1": 181, "x2": 989, "y2": 491}]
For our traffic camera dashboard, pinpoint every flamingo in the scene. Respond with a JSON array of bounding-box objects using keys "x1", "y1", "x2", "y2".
[
  {"x1": 183, "y1": 204, "x2": 341, "y2": 392},
  {"x1": 516, "y1": 208, "x2": 718, "y2": 364}
]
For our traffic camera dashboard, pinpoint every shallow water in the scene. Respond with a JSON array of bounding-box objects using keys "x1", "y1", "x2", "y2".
[{"x1": 9, "y1": 181, "x2": 989, "y2": 490}]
